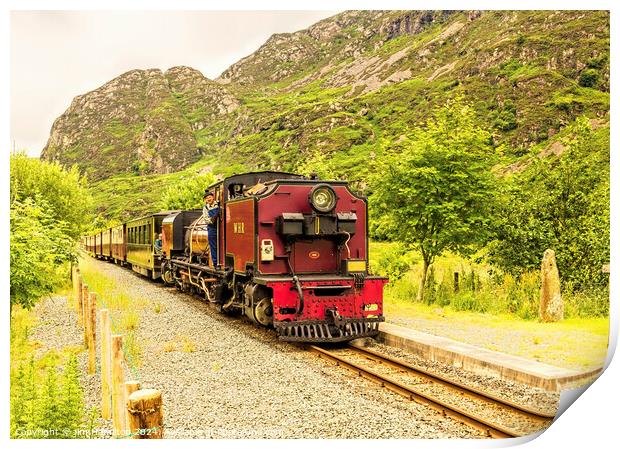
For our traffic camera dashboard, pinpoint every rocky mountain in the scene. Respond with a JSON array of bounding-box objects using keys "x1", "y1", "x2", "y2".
[
  {"x1": 42, "y1": 66, "x2": 238, "y2": 180},
  {"x1": 42, "y1": 10, "x2": 609, "y2": 185}
]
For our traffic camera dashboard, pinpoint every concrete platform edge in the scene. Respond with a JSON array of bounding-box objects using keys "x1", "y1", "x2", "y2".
[{"x1": 376, "y1": 322, "x2": 602, "y2": 392}]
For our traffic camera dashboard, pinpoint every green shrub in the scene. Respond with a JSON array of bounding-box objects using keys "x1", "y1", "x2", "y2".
[
  {"x1": 579, "y1": 68, "x2": 599, "y2": 88},
  {"x1": 564, "y1": 284, "x2": 609, "y2": 318},
  {"x1": 159, "y1": 173, "x2": 216, "y2": 210},
  {"x1": 499, "y1": 272, "x2": 539, "y2": 319},
  {"x1": 372, "y1": 243, "x2": 416, "y2": 282},
  {"x1": 11, "y1": 355, "x2": 86, "y2": 439}
]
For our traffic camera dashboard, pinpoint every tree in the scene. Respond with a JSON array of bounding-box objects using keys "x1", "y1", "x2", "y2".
[
  {"x1": 10, "y1": 198, "x2": 74, "y2": 311},
  {"x1": 159, "y1": 173, "x2": 216, "y2": 210},
  {"x1": 10, "y1": 153, "x2": 92, "y2": 239},
  {"x1": 370, "y1": 97, "x2": 498, "y2": 301},
  {"x1": 10, "y1": 153, "x2": 93, "y2": 311},
  {"x1": 489, "y1": 117, "x2": 609, "y2": 289}
]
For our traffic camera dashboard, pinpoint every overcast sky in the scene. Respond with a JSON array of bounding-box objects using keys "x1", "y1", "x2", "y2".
[{"x1": 10, "y1": 10, "x2": 339, "y2": 156}]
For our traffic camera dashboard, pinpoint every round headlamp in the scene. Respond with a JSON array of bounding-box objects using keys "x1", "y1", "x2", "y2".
[{"x1": 309, "y1": 184, "x2": 337, "y2": 213}]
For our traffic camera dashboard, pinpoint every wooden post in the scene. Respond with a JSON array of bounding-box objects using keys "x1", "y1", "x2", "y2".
[
  {"x1": 453, "y1": 272, "x2": 459, "y2": 292},
  {"x1": 100, "y1": 309, "x2": 112, "y2": 419},
  {"x1": 72, "y1": 265, "x2": 77, "y2": 307},
  {"x1": 87, "y1": 292, "x2": 97, "y2": 375},
  {"x1": 124, "y1": 381, "x2": 141, "y2": 433},
  {"x1": 81, "y1": 284, "x2": 89, "y2": 345},
  {"x1": 127, "y1": 389, "x2": 164, "y2": 439},
  {"x1": 76, "y1": 274, "x2": 83, "y2": 325},
  {"x1": 111, "y1": 335, "x2": 126, "y2": 437}
]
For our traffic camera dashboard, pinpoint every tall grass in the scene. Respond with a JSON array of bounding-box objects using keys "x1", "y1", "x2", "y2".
[
  {"x1": 77, "y1": 256, "x2": 146, "y2": 367},
  {"x1": 10, "y1": 306, "x2": 91, "y2": 438}
]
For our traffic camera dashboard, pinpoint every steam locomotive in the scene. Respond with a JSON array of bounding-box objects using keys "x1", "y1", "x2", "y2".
[{"x1": 84, "y1": 171, "x2": 387, "y2": 342}]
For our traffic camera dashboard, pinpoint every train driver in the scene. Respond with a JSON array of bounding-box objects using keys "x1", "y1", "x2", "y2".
[
  {"x1": 154, "y1": 233, "x2": 163, "y2": 254},
  {"x1": 202, "y1": 190, "x2": 220, "y2": 267}
]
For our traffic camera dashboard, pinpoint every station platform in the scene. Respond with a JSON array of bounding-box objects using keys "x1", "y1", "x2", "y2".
[{"x1": 376, "y1": 322, "x2": 603, "y2": 391}]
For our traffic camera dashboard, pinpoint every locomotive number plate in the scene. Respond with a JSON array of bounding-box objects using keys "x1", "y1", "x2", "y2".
[{"x1": 233, "y1": 222, "x2": 245, "y2": 234}]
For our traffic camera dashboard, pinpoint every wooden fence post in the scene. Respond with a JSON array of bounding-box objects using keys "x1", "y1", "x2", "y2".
[
  {"x1": 100, "y1": 309, "x2": 112, "y2": 419},
  {"x1": 124, "y1": 381, "x2": 141, "y2": 434},
  {"x1": 72, "y1": 266, "x2": 77, "y2": 308},
  {"x1": 453, "y1": 272, "x2": 459, "y2": 292},
  {"x1": 111, "y1": 335, "x2": 126, "y2": 437},
  {"x1": 127, "y1": 389, "x2": 163, "y2": 439},
  {"x1": 81, "y1": 285, "x2": 89, "y2": 345},
  {"x1": 76, "y1": 274, "x2": 83, "y2": 325},
  {"x1": 87, "y1": 292, "x2": 97, "y2": 375}
]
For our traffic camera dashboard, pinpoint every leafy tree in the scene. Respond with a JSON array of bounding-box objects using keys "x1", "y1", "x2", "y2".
[
  {"x1": 10, "y1": 198, "x2": 74, "y2": 311},
  {"x1": 489, "y1": 117, "x2": 609, "y2": 289},
  {"x1": 370, "y1": 97, "x2": 498, "y2": 301},
  {"x1": 10, "y1": 153, "x2": 93, "y2": 311},
  {"x1": 10, "y1": 156, "x2": 90, "y2": 434},
  {"x1": 10, "y1": 153, "x2": 92, "y2": 239},
  {"x1": 159, "y1": 173, "x2": 216, "y2": 210}
]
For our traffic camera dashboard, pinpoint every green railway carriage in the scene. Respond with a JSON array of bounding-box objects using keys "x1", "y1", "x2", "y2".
[{"x1": 126, "y1": 212, "x2": 170, "y2": 279}]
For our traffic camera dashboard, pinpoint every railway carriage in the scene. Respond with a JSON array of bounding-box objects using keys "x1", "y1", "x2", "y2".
[
  {"x1": 101, "y1": 228, "x2": 112, "y2": 260},
  {"x1": 111, "y1": 223, "x2": 127, "y2": 264},
  {"x1": 126, "y1": 213, "x2": 170, "y2": 279},
  {"x1": 94, "y1": 232, "x2": 103, "y2": 258},
  {"x1": 85, "y1": 236, "x2": 91, "y2": 255}
]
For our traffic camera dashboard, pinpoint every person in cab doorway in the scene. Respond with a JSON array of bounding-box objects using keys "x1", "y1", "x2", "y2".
[
  {"x1": 154, "y1": 233, "x2": 163, "y2": 254},
  {"x1": 202, "y1": 190, "x2": 220, "y2": 267}
]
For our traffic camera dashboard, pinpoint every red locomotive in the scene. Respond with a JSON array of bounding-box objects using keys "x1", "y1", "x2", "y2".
[{"x1": 86, "y1": 171, "x2": 387, "y2": 343}]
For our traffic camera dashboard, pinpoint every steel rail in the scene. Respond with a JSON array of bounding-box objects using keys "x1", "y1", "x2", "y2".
[
  {"x1": 309, "y1": 345, "x2": 555, "y2": 439},
  {"x1": 348, "y1": 344, "x2": 556, "y2": 421}
]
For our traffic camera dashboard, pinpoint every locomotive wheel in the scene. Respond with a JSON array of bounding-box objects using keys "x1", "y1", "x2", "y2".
[
  {"x1": 253, "y1": 297, "x2": 273, "y2": 327},
  {"x1": 162, "y1": 268, "x2": 174, "y2": 285}
]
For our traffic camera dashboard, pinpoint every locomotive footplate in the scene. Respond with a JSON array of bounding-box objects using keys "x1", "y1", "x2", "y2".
[{"x1": 274, "y1": 316, "x2": 384, "y2": 343}]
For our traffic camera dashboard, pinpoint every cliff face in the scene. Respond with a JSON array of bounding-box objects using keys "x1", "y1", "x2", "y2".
[
  {"x1": 42, "y1": 66, "x2": 239, "y2": 181},
  {"x1": 42, "y1": 10, "x2": 609, "y2": 183}
]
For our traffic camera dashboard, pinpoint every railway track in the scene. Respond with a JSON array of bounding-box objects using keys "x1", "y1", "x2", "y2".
[{"x1": 309, "y1": 344, "x2": 555, "y2": 438}]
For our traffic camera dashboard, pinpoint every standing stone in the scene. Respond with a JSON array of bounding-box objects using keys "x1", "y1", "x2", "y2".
[{"x1": 539, "y1": 249, "x2": 564, "y2": 322}]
